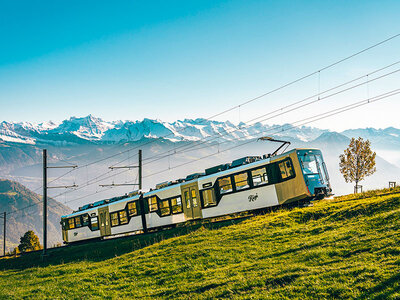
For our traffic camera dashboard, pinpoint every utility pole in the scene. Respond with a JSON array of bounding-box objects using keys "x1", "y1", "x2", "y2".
[
  {"x1": 139, "y1": 149, "x2": 142, "y2": 190},
  {"x1": 102, "y1": 149, "x2": 146, "y2": 233},
  {"x1": 101, "y1": 149, "x2": 143, "y2": 189},
  {"x1": 3, "y1": 212, "x2": 5, "y2": 257},
  {"x1": 42, "y1": 149, "x2": 78, "y2": 257},
  {"x1": 43, "y1": 149, "x2": 47, "y2": 256},
  {"x1": 0, "y1": 212, "x2": 5, "y2": 256}
]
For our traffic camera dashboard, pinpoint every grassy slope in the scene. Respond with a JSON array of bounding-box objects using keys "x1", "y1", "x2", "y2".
[{"x1": 0, "y1": 189, "x2": 400, "y2": 299}]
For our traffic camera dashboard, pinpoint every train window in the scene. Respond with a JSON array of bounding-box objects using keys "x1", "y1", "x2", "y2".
[
  {"x1": 119, "y1": 211, "x2": 128, "y2": 225},
  {"x1": 68, "y1": 218, "x2": 75, "y2": 229},
  {"x1": 110, "y1": 212, "x2": 119, "y2": 226},
  {"x1": 82, "y1": 215, "x2": 89, "y2": 226},
  {"x1": 251, "y1": 167, "x2": 268, "y2": 186},
  {"x1": 286, "y1": 161, "x2": 294, "y2": 176},
  {"x1": 218, "y1": 177, "x2": 233, "y2": 194},
  {"x1": 160, "y1": 199, "x2": 171, "y2": 216},
  {"x1": 75, "y1": 216, "x2": 82, "y2": 228},
  {"x1": 171, "y1": 197, "x2": 183, "y2": 214},
  {"x1": 279, "y1": 160, "x2": 294, "y2": 179},
  {"x1": 184, "y1": 191, "x2": 191, "y2": 209},
  {"x1": 234, "y1": 172, "x2": 249, "y2": 190},
  {"x1": 90, "y1": 217, "x2": 99, "y2": 230},
  {"x1": 148, "y1": 196, "x2": 158, "y2": 212},
  {"x1": 315, "y1": 155, "x2": 328, "y2": 183},
  {"x1": 128, "y1": 202, "x2": 138, "y2": 216},
  {"x1": 191, "y1": 189, "x2": 198, "y2": 207},
  {"x1": 279, "y1": 162, "x2": 288, "y2": 179},
  {"x1": 202, "y1": 189, "x2": 216, "y2": 207}
]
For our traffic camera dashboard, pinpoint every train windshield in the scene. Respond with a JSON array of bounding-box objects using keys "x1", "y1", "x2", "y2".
[
  {"x1": 301, "y1": 154, "x2": 319, "y2": 175},
  {"x1": 299, "y1": 153, "x2": 329, "y2": 184}
]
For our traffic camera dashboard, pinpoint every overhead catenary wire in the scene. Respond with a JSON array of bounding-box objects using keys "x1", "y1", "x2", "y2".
[
  {"x1": 122, "y1": 61, "x2": 400, "y2": 168},
  {"x1": 50, "y1": 87, "x2": 400, "y2": 206},
  {"x1": 140, "y1": 88, "x2": 400, "y2": 180},
  {"x1": 138, "y1": 63, "x2": 400, "y2": 166},
  {"x1": 8, "y1": 168, "x2": 130, "y2": 215},
  {"x1": 205, "y1": 33, "x2": 400, "y2": 120},
  {"x1": 26, "y1": 34, "x2": 399, "y2": 202},
  {"x1": 8, "y1": 67, "x2": 399, "y2": 216},
  {"x1": 13, "y1": 64, "x2": 400, "y2": 214},
  {"x1": 10, "y1": 34, "x2": 400, "y2": 215},
  {"x1": 31, "y1": 167, "x2": 77, "y2": 193},
  {"x1": 48, "y1": 33, "x2": 400, "y2": 172}
]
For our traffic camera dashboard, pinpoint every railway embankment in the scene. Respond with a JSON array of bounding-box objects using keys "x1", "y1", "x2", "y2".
[{"x1": 0, "y1": 187, "x2": 399, "y2": 299}]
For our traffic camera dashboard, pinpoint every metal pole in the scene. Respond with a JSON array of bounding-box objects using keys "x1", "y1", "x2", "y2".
[
  {"x1": 139, "y1": 149, "x2": 142, "y2": 190},
  {"x1": 43, "y1": 149, "x2": 47, "y2": 256},
  {"x1": 3, "y1": 212, "x2": 5, "y2": 256}
]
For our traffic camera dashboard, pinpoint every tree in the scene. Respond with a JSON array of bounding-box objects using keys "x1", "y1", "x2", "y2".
[
  {"x1": 339, "y1": 137, "x2": 376, "y2": 193},
  {"x1": 18, "y1": 230, "x2": 42, "y2": 253}
]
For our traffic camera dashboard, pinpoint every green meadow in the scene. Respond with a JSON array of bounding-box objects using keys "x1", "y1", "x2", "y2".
[{"x1": 0, "y1": 188, "x2": 400, "y2": 299}]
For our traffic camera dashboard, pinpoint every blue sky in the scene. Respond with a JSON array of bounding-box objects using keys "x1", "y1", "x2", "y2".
[{"x1": 0, "y1": 0, "x2": 399, "y2": 131}]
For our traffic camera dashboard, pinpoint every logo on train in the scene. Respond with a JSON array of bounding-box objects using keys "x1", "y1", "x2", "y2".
[{"x1": 248, "y1": 193, "x2": 258, "y2": 202}]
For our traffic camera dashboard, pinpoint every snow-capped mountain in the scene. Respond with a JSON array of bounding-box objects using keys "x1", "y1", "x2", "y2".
[
  {"x1": 49, "y1": 115, "x2": 114, "y2": 140},
  {"x1": 0, "y1": 115, "x2": 399, "y2": 154},
  {"x1": 0, "y1": 115, "x2": 329, "y2": 145},
  {"x1": 342, "y1": 127, "x2": 400, "y2": 150},
  {"x1": 1, "y1": 115, "x2": 400, "y2": 204}
]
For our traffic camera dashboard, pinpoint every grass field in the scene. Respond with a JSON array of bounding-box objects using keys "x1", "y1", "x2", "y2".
[{"x1": 0, "y1": 188, "x2": 400, "y2": 299}]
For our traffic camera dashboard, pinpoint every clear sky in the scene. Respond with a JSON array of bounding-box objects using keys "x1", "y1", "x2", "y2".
[{"x1": 0, "y1": 0, "x2": 399, "y2": 131}]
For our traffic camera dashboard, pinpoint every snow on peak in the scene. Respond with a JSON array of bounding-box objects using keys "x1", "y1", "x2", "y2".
[
  {"x1": 50, "y1": 115, "x2": 115, "y2": 140},
  {"x1": 0, "y1": 115, "x2": 368, "y2": 146}
]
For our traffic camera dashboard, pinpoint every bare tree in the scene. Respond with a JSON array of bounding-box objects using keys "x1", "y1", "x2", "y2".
[{"x1": 339, "y1": 137, "x2": 376, "y2": 193}]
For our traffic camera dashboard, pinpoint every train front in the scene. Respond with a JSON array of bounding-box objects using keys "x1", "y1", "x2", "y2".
[{"x1": 297, "y1": 149, "x2": 332, "y2": 199}]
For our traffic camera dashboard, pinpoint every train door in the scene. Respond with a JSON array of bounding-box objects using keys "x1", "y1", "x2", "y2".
[
  {"x1": 98, "y1": 206, "x2": 111, "y2": 236},
  {"x1": 181, "y1": 183, "x2": 202, "y2": 220},
  {"x1": 61, "y1": 219, "x2": 68, "y2": 243}
]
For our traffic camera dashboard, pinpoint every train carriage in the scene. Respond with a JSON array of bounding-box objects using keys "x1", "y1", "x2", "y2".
[{"x1": 61, "y1": 148, "x2": 332, "y2": 243}]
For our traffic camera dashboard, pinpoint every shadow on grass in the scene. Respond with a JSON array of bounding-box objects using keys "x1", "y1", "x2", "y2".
[
  {"x1": 0, "y1": 217, "x2": 248, "y2": 271},
  {"x1": 358, "y1": 272, "x2": 400, "y2": 300}
]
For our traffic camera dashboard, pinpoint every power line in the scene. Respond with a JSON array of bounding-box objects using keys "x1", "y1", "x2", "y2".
[
  {"x1": 10, "y1": 34, "x2": 400, "y2": 213},
  {"x1": 11, "y1": 64, "x2": 399, "y2": 215},
  {"x1": 21, "y1": 64, "x2": 400, "y2": 209},
  {"x1": 46, "y1": 33, "x2": 400, "y2": 173},
  {"x1": 51, "y1": 88, "x2": 399, "y2": 206},
  {"x1": 205, "y1": 33, "x2": 400, "y2": 120},
  {"x1": 141, "y1": 88, "x2": 400, "y2": 180},
  {"x1": 139, "y1": 64, "x2": 400, "y2": 166},
  {"x1": 32, "y1": 168, "x2": 77, "y2": 193}
]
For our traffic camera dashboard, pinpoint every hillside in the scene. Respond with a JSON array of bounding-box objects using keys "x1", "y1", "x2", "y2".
[
  {"x1": 0, "y1": 179, "x2": 71, "y2": 251},
  {"x1": 0, "y1": 188, "x2": 399, "y2": 299}
]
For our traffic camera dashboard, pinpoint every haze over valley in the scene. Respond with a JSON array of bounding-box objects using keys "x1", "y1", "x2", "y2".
[{"x1": 1, "y1": 115, "x2": 399, "y2": 213}]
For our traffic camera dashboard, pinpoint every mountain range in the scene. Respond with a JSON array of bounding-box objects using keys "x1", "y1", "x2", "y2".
[
  {"x1": 1, "y1": 115, "x2": 400, "y2": 209},
  {"x1": 1, "y1": 115, "x2": 400, "y2": 149}
]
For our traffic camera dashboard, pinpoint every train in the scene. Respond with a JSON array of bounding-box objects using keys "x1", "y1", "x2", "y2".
[{"x1": 61, "y1": 147, "x2": 332, "y2": 243}]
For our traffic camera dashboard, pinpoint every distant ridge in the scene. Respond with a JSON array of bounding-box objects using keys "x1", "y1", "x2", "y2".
[
  {"x1": 1, "y1": 115, "x2": 398, "y2": 147},
  {"x1": 0, "y1": 179, "x2": 71, "y2": 252}
]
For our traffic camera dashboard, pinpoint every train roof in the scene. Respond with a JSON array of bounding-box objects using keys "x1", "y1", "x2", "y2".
[{"x1": 62, "y1": 147, "x2": 322, "y2": 218}]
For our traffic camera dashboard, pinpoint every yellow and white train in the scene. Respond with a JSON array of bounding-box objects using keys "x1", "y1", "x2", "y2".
[{"x1": 61, "y1": 148, "x2": 332, "y2": 243}]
